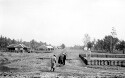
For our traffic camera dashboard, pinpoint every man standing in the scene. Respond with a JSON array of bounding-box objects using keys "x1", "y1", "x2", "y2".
[
  {"x1": 58, "y1": 54, "x2": 64, "y2": 66},
  {"x1": 63, "y1": 53, "x2": 66, "y2": 65},
  {"x1": 58, "y1": 55, "x2": 61, "y2": 65},
  {"x1": 50, "y1": 55, "x2": 56, "y2": 72}
]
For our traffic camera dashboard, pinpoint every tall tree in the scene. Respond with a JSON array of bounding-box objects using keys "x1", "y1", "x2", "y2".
[
  {"x1": 103, "y1": 35, "x2": 112, "y2": 52},
  {"x1": 61, "y1": 44, "x2": 65, "y2": 49},
  {"x1": 111, "y1": 27, "x2": 117, "y2": 53},
  {"x1": 93, "y1": 35, "x2": 119, "y2": 53},
  {"x1": 83, "y1": 34, "x2": 90, "y2": 49},
  {"x1": 116, "y1": 40, "x2": 125, "y2": 54},
  {"x1": 11, "y1": 39, "x2": 17, "y2": 44},
  {"x1": 30, "y1": 39, "x2": 38, "y2": 49},
  {"x1": 87, "y1": 41, "x2": 93, "y2": 50},
  {"x1": 94, "y1": 39, "x2": 104, "y2": 51},
  {"x1": 103, "y1": 35, "x2": 118, "y2": 53}
]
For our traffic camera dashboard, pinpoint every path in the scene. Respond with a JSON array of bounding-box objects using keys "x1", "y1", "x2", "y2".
[{"x1": 0, "y1": 49, "x2": 125, "y2": 78}]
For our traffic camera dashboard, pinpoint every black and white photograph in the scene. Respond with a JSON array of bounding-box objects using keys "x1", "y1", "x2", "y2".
[{"x1": 0, "y1": 0, "x2": 125, "y2": 78}]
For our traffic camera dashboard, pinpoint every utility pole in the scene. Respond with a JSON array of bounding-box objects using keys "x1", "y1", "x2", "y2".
[{"x1": 111, "y1": 27, "x2": 117, "y2": 53}]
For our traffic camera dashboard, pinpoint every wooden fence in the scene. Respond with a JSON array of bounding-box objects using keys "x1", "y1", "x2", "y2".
[{"x1": 79, "y1": 53, "x2": 125, "y2": 67}]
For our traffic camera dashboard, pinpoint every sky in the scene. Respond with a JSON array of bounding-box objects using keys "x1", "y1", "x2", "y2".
[{"x1": 0, "y1": 0, "x2": 125, "y2": 47}]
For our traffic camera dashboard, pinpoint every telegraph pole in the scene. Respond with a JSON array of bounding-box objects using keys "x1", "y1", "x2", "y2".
[{"x1": 111, "y1": 27, "x2": 117, "y2": 53}]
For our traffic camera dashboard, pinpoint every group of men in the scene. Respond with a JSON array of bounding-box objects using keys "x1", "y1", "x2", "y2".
[
  {"x1": 50, "y1": 53, "x2": 66, "y2": 72},
  {"x1": 58, "y1": 53, "x2": 66, "y2": 65}
]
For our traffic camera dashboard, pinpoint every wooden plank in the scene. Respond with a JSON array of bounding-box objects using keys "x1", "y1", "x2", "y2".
[{"x1": 85, "y1": 57, "x2": 125, "y2": 60}]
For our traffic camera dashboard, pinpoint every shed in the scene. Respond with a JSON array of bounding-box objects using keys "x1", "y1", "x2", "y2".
[
  {"x1": 7, "y1": 44, "x2": 30, "y2": 52},
  {"x1": 46, "y1": 46, "x2": 54, "y2": 51}
]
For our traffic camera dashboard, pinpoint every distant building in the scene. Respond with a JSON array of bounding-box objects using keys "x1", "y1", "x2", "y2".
[
  {"x1": 7, "y1": 44, "x2": 30, "y2": 52},
  {"x1": 37, "y1": 45, "x2": 54, "y2": 51},
  {"x1": 46, "y1": 45, "x2": 54, "y2": 51},
  {"x1": 37, "y1": 45, "x2": 47, "y2": 51}
]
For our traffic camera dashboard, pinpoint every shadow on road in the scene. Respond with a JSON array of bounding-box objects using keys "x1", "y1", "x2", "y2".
[{"x1": 0, "y1": 66, "x2": 19, "y2": 72}]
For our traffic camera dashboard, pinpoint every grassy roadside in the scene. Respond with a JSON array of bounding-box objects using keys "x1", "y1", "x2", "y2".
[{"x1": 0, "y1": 49, "x2": 124, "y2": 78}]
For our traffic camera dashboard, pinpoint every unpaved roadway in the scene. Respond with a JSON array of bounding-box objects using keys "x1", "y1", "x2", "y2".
[{"x1": 0, "y1": 49, "x2": 125, "y2": 78}]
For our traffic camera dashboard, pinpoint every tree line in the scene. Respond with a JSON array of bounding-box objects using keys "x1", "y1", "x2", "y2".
[
  {"x1": 0, "y1": 35, "x2": 47, "y2": 50},
  {"x1": 84, "y1": 35, "x2": 125, "y2": 54},
  {"x1": 0, "y1": 35, "x2": 66, "y2": 50}
]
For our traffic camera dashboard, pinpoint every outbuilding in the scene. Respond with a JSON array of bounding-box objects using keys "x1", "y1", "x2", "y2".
[
  {"x1": 46, "y1": 46, "x2": 54, "y2": 51},
  {"x1": 7, "y1": 44, "x2": 30, "y2": 52},
  {"x1": 37, "y1": 45, "x2": 54, "y2": 51}
]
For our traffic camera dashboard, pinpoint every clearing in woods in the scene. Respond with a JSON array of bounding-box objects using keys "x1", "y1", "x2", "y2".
[{"x1": 0, "y1": 49, "x2": 125, "y2": 78}]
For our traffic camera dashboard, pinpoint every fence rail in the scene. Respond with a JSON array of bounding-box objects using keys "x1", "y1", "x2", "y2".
[
  {"x1": 81, "y1": 53, "x2": 125, "y2": 58},
  {"x1": 79, "y1": 53, "x2": 125, "y2": 67}
]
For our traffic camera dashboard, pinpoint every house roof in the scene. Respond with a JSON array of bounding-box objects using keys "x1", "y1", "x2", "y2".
[
  {"x1": 7, "y1": 44, "x2": 29, "y2": 48},
  {"x1": 46, "y1": 46, "x2": 53, "y2": 48},
  {"x1": 37, "y1": 45, "x2": 54, "y2": 49}
]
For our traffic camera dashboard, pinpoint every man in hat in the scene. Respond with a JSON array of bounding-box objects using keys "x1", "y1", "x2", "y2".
[
  {"x1": 50, "y1": 55, "x2": 57, "y2": 72},
  {"x1": 62, "y1": 53, "x2": 66, "y2": 65}
]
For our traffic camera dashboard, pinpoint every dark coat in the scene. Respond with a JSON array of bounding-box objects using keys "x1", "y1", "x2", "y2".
[
  {"x1": 58, "y1": 54, "x2": 64, "y2": 64},
  {"x1": 63, "y1": 54, "x2": 66, "y2": 65}
]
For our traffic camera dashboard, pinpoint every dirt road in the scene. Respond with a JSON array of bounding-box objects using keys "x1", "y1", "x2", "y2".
[{"x1": 0, "y1": 49, "x2": 125, "y2": 78}]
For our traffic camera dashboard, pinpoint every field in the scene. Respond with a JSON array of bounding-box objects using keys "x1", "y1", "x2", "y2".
[{"x1": 0, "y1": 49, "x2": 125, "y2": 78}]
